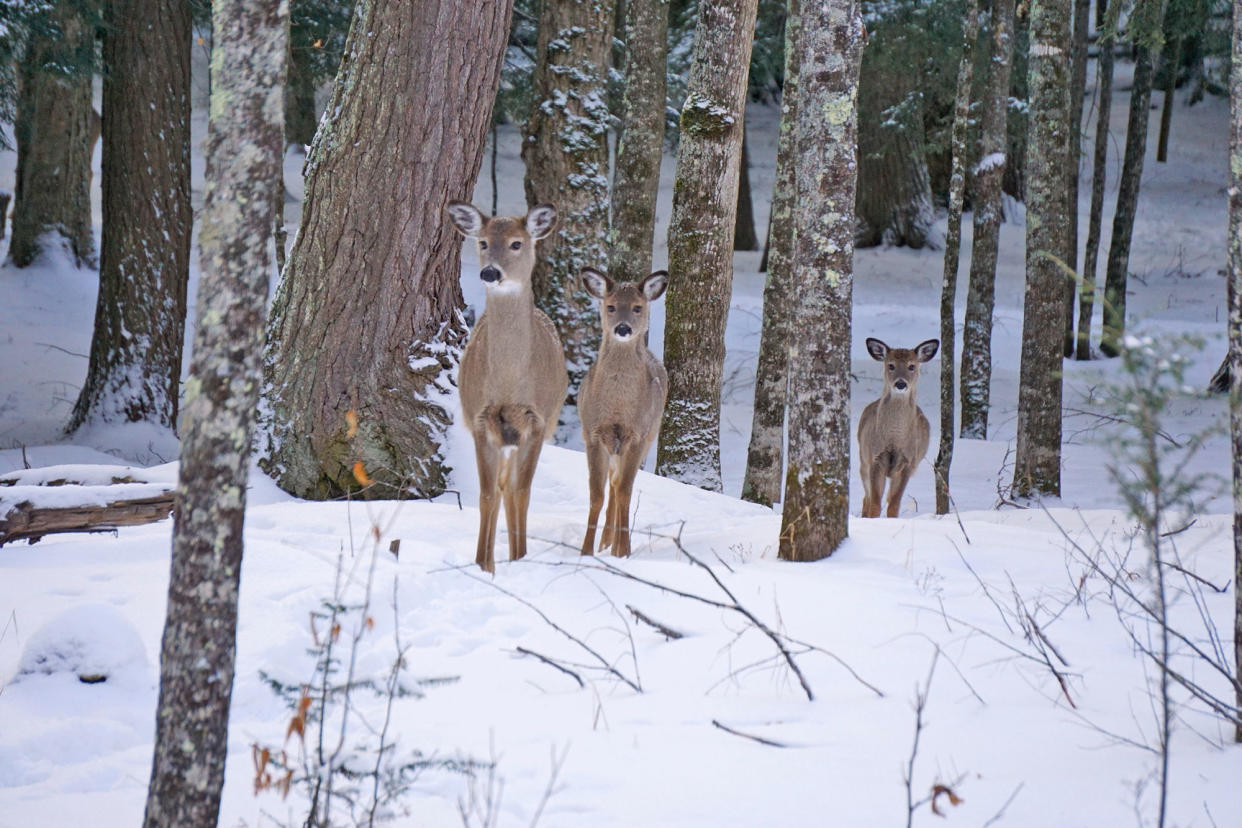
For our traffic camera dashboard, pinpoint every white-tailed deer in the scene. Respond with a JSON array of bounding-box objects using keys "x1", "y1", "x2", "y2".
[
  {"x1": 857, "y1": 338, "x2": 939, "y2": 518},
  {"x1": 446, "y1": 201, "x2": 568, "y2": 573},
  {"x1": 578, "y1": 268, "x2": 668, "y2": 557}
]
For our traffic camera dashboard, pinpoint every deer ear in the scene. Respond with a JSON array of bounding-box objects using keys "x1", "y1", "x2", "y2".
[
  {"x1": 526, "y1": 204, "x2": 558, "y2": 240},
  {"x1": 581, "y1": 268, "x2": 611, "y2": 299},
  {"x1": 865, "y1": 338, "x2": 888, "y2": 361},
  {"x1": 641, "y1": 271, "x2": 668, "y2": 301},
  {"x1": 445, "y1": 201, "x2": 485, "y2": 237},
  {"x1": 916, "y1": 339, "x2": 940, "y2": 362}
]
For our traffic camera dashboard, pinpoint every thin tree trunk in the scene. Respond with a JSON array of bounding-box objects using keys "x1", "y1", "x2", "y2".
[
  {"x1": 778, "y1": 0, "x2": 863, "y2": 560},
  {"x1": 742, "y1": 0, "x2": 799, "y2": 507},
  {"x1": 960, "y1": 0, "x2": 1016, "y2": 438},
  {"x1": 9, "y1": 1, "x2": 94, "y2": 268},
  {"x1": 856, "y1": 90, "x2": 935, "y2": 249},
  {"x1": 1062, "y1": 0, "x2": 1090, "y2": 357},
  {"x1": 1156, "y1": 36, "x2": 1180, "y2": 163},
  {"x1": 655, "y1": 0, "x2": 758, "y2": 491},
  {"x1": 68, "y1": 0, "x2": 192, "y2": 433},
  {"x1": 734, "y1": 126, "x2": 759, "y2": 250},
  {"x1": 523, "y1": 0, "x2": 615, "y2": 410},
  {"x1": 284, "y1": 38, "x2": 318, "y2": 147},
  {"x1": 934, "y1": 1, "x2": 980, "y2": 516},
  {"x1": 1227, "y1": 0, "x2": 1241, "y2": 744},
  {"x1": 1012, "y1": 0, "x2": 1071, "y2": 498},
  {"x1": 262, "y1": 0, "x2": 513, "y2": 499},
  {"x1": 1078, "y1": 0, "x2": 1118, "y2": 360},
  {"x1": 142, "y1": 0, "x2": 286, "y2": 823},
  {"x1": 611, "y1": 0, "x2": 669, "y2": 284}
]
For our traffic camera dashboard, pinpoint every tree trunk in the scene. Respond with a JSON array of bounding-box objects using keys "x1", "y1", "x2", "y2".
[
  {"x1": 655, "y1": 0, "x2": 758, "y2": 491},
  {"x1": 742, "y1": 0, "x2": 799, "y2": 507},
  {"x1": 142, "y1": 0, "x2": 286, "y2": 823},
  {"x1": 284, "y1": 38, "x2": 318, "y2": 147},
  {"x1": 734, "y1": 126, "x2": 759, "y2": 250},
  {"x1": 1100, "y1": 16, "x2": 1161, "y2": 357},
  {"x1": 67, "y1": 0, "x2": 192, "y2": 434},
  {"x1": 934, "y1": 1, "x2": 980, "y2": 516},
  {"x1": 1077, "y1": 0, "x2": 1118, "y2": 360},
  {"x1": 1227, "y1": 0, "x2": 1241, "y2": 744},
  {"x1": 960, "y1": 0, "x2": 1016, "y2": 438},
  {"x1": 523, "y1": 0, "x2": 615, "y2": 410},
  {"x1": 1062, "y1": 0, "x2": 1090, "y2": 357},
  {"x1": 1156, "y1": 36, "x2": 1180, "y2": 163},
  {"x1": 1012, "y1": 0, "x2": 1071, "y2": 498},
  {"x1": 262, "y1": 0, "x2": 513, "y2": 499},
  {"x1": 611, "y1": 0, "x2": 669, "y2": 284},
  {"x1": 9, "y1": 1, "x2": 94, "y2": 268},
  {"x1": 778, "y1": 0, "x2": 863, "y2": 560}
]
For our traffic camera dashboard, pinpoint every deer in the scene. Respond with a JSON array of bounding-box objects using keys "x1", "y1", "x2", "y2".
[
  {"x1": 445, "y1": 201, "x2": 568, "y2": 573},
  {"x1": 578, "y1": 267, "x2": 669, "y2": 558},
  {"x1": 857, "y1": 337, "x2": 939, "y2": 518}
]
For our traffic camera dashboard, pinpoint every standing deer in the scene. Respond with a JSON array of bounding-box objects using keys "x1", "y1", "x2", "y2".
[
  {"x1": 857, "y1": 337, "x2": 939, "y2": 518},
  {"x1": 446, "y1": 201, "x2": 567, "y2": 573},
  {"x1": 578, "y1": 268, "x2": 668, "y2": 557}
]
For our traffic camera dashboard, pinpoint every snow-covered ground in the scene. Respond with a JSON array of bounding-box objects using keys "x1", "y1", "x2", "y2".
[{"x1": 1, "y1": 56, "x2": 1239, "y2": 826}]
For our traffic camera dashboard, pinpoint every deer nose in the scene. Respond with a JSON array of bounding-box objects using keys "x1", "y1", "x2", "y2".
[
  {"x1": 614, "y1": 323, "x2": 632, "y2": 339},
  {"x1": 894, "y1": 379, "x2": 908, "y2": 391},
  {"x1": 480, "y1": 267, "x2": 501, "y2": 283}
]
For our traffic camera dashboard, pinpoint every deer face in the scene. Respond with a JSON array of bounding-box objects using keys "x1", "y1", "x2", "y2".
[
  {"x1": 446, "y1": 202, "x2": 557, "y2": 295},
  {"x1": 581, "y1": 268, "x2": 668, "y2": 344},
  {"x1": 865, "y1": 337, "x2": 939, "y2": 397}
]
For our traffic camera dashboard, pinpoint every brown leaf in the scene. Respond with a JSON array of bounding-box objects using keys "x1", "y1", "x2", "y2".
[
  {"x1": 352, "y1": 461, "x2": 372, "y2": 486},
  {"x1": 930, "y1": 783, "x2": 964, "y2": 816},
  {"x1": 365, "y1": 616, "x2": 375, "y2": 631},
  {"x1": 345, "y1": 409, "x2": 359, "y2": 438}
]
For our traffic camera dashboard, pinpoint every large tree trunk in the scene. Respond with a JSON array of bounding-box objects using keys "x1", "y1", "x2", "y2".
[
  {"x1": 68, "y1": 0, "x2": 192, "y2": 434},
  {"x1": 1227, "y1": 0, "x2": 1241, "y2": 745},
  {"x1": 778, "y1": 0, "x2": 863, "y2": 561},
  {"x1": 1013, "y1": 0, "x2": 1071, "y2": 498},
  {"x1": 262, "y1": 0, "x2": 513, "y2": 499},
  {"x1": 934, "y1": 2, "x2": 979, "y2": 516},
  {"x1": 1062, "y1": 0, "x2": 1090, "y2": 357},
  {"x1": 960, "y1": 0, "x2": 1016, "y2": 439},
  {"x1": 733, "y1": 126, "x2": 759, "y2": 250},
  {"x1": 741, "y1": 0, "x2": 799, "y2": 507},
  {"x1": 655, "y1": 0, "x2": 758, "y2": 491},
  {"x1": 522, "y1": 0, "x2": 615, "y2": 411},
  {"x1": 9, "y1": 1, "x2": 94, "y2": 268},
  {"x1": 611, "y1": 0, "x2": 669, "y2": 284},
  {"x1": 141, "y1": 0, "x2": 286, "y2": 823}
]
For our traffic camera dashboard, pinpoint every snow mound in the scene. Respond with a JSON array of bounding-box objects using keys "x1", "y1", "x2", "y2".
[{"x1": 16, "y1": 604, "x2": 148, "y2": 686}]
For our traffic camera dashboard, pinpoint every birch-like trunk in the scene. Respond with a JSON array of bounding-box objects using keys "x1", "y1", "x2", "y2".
[
  {"x1": 742, "y1": 0, "x2": 800, "y2": 507},
  {"x1": 523, "y1": 0, "x2": 614, "y2": 407},
  {"x1": 611, "y1": 0, "x2": 669, "y2": 284},
  {"x1": 142, "y1": 0, "x2": 286, "y2": 823},
  {"x1": 960, "y1": 0, "x2": 1016, "y2": 438},
  {"x1": 1012, "y1": 0, "x2": 1071, "y2": 498},
  {"x1": 1061, "y1": 0, "x2": 1090, "y2": 357},
  {"x1": 655, "y1": 0, "x2": 758, "y2": 491},
  {"x1": 68, "y1": 0, "x2": 192, "y2": 434},
  {"x1": 263, "y1": 0, "x2": 510, "y2": 499},
  {"x1": 778, "y1": 0, "x2": 863, "y2": 560},
  {"x1": 934, "y1": 2, "x2": 979, "y2": 516},
  {"x1": 1226, "y1": 0, "x2": 1241, "y2": 744}
]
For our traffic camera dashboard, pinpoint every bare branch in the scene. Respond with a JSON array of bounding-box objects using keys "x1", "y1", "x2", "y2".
[{"x1": 710, "y1": 719, "x2": 789, "y2": 748}]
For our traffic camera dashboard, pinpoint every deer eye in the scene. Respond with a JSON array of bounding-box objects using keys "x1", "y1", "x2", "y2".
[
  {"x1": 479, "y1": 241, "x2": 488, "y2": 250},
  {"x1": 632, "y1": 305, "x2": 642, "y2": 313},
  {"x1": 606, "y1": 305, "x2": 616, "y2": 313},
  {"x1": 887, "y1": 363, "x2": 895, "y2": 370},
  {"x1": 908, "y1": 364, "x2": 915, "y2": 370},
  {"x1": 510, "y1": 240, "x2": 522, "y2": 250}
]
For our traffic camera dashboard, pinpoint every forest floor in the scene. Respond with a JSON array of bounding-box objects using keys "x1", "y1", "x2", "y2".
[{"x1": 1, "y1": 58, "x2": 1239, "y2": 826}]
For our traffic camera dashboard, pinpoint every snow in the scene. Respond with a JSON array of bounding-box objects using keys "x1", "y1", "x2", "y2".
[{"x1": 0, "y1": 49, "x2": 1239, "y2": 827}]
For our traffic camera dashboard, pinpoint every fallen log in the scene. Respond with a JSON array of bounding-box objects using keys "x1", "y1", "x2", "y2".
[{"x1": 0, "y1": 492, "x2": 175, "y2": 547}]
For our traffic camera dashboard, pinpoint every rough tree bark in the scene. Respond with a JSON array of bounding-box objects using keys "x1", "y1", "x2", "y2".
[
  {"x1": 960, "y1": 0, "x2": 1016, "y2": 438},
  {"x1": 734, "y1": 126, "x2": 759, "y2": 250},
  {"x1": 742, "y1": 0, "x2": 799, "y2": 507},
  {"x1": 141, "y1": 0, "x2": 286, "y2": 823},
  {"x1": 611, "y1": 0, "x2": 669, "y2": 284},
  {"x1": 1062, "y1": 0, "x2": 1090, "y2": 357},
  {"x1": 1012, "y1": 0, "x2": 1071, "y2": 498},
  {"x1": 262, "y1": 0, "x2": 514, "y2": 499},
  {"x1": 68, "y1": 0, "x2": 192, "y2": 434},
  {"x1": 523, "y1": 0, "x2": 614, "y2": 408},
  {"x1": 1227, "y1": 0, "x2": 1241, "y2": 745},
  {"x1": 655, "y1": 0, "x2": 758, "y2": 491},
  {"x1": 9, "y1": 0, "x2": 94, "y2": 268},
  {"x1": 778, "y1": 0, "x2": 863, "y2": 560},
  {"x1": 934, "y1": 1, "x2": 979, "y2": 516}
]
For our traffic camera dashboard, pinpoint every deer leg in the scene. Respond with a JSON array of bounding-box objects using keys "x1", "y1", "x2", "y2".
[
  {"x1": 609, "y1": 442, "x2": 645, "y2": 558},
  {"x1": 472, "y1": 430, "x2": 501, "y2": 574},
  {"x1": 581, "y1": 439, "x2": 609, "y2": 556},
  {"x1": 508, "y1": 427, "x2": 546, "y2": 562},
  {"x1": 886, "y1": 463, "x2": 914, "y2": 518},
  {"x1": 864, "y1": 458, "x2": 887, "y2": 518}
]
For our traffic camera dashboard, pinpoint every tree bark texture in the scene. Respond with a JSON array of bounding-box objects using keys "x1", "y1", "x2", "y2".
[
  {"x1": 9, "y1": 1, "x2": 94, "y2": 268},
  {"x1": 611, "y1": 0, "x2": 669, "y2": 284},
  {"x1": 1062, "y1": 0, "x2": 1090, "y2": 357},
  {"x1": 934, "y1": 1, "x2": 979, "y2": 516},
  {"x1": 262, "y1": 0, "x2": 512, "y2": 499},
  {"x1": 1012, "y1": 0, "x2": 1071, "y2": 498},
  {"x1": 960, "y1": 0, "x2": 1016, "y2": 438},
  {"x1": 778, "y1": 0, "x2": 863, "y2": 561},
  {"x1": 742, "y1": 0, "x2": 799, "y2": 507},
  {"x1": 68, "y1": 0, "x2": 192, "y2": 434},
  {"x1": 1100, "y1": 19, "x2": 1162, "y2": 357},
  {"x1": 655, "y1": 0, "x2": 758, "y2": 491},
  {"x1": 142, "y1": 0, "x2": 286, "y2": 824},
  {"x1": 523, "y1": 0, "x2": 615, "y2": 406},
  {"x1": 1227, "y1": 0, "x2": 1241, "y2": 744},
  {"x1": 734, "y1": 126, "x2": 759, "y2": 250}
]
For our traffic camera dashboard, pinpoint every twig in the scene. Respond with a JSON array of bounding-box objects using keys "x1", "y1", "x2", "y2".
[
  {"x1": 905, "y1": 649, "x2": 940, "y2": 828},
  {"x1": 1158, "y1": 559, "x2": 1226, "y2": 593},
  {"x1": 514, "y1": 647, "x2": 585, "y2": 689},
  {"x1": 981, "y1": 781, "x2": 1026, "y2": 827},
  {"x1": 626, "y1": 604, "x2": 685, "y2": 640},
  {"x1": 1158, "y1": 518, "x2": 1196, "y2": 538},
  {"x1": 710, "y1": 719, "x2": 788, "y2": 748}
]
